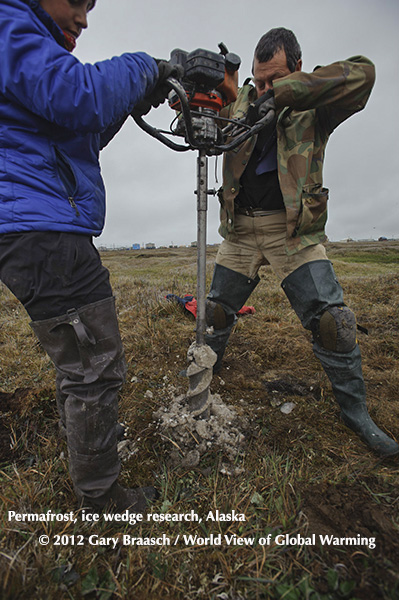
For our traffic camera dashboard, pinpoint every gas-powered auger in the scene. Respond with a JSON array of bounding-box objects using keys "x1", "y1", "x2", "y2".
[{"x1": 133, "y1": 44, "x2": 276, "y2": 418}]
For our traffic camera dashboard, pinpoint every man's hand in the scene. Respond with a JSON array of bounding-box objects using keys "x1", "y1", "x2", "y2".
[{"x1": 246, "y1": 89, "x2": 275, "y2": 126}]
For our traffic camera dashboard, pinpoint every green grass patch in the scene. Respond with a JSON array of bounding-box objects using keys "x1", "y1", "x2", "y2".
[{"x1": 338, "y1": 252, "x2": 399, "y2": 264}]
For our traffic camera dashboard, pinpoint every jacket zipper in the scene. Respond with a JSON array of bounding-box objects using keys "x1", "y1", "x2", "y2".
[
  {"x1": 54, "y1": 147, "x2": 80, "y2": 217},
  {"x1": 68, "y1": 197, "x2": 80, "y2": 217}
]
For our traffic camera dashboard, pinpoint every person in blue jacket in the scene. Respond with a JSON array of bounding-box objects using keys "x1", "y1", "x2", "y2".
[{"x1": 0, "y1": 0, "x2": 178, "y2": 513}]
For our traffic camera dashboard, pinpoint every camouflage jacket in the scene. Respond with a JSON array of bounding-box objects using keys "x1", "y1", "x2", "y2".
[{"x1": 218, "y1": 56, "x2": 375, "y2": 254}]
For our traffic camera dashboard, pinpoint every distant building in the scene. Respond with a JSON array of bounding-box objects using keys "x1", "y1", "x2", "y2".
[
  {"x1": 132, "y1": 243, "x2": 140, "y2": 250},
  {"x1": 145, "y1": 243, "x2": 156, "y2": 250}
]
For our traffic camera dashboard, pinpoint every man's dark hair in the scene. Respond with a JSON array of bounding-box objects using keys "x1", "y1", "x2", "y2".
[{"x1": 254, "y1": 28, "x2": 302, "y2": 73}]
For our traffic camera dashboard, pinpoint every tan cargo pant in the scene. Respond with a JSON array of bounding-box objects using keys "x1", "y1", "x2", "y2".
[{"x1": 215, "y1": 211, "x2": 328, "y2": 281}]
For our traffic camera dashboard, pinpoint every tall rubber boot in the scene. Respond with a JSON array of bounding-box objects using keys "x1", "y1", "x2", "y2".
[
  {"x1": 204, "y1": 323, "x2": 237, "y2": 374},
  {"x1": 30, "y1": 297, "x2": 157, "y2": 511},
  {"x1": 281, "y1": 259, "x2": 344, "y2": 329},
  {"x1": 56, "y1": 369, "x2": 126, "y2": 443},
  {"x1": 282, "y1": 260, "x2": 399, "y2": 457},
  {"x1": 314, "y1": 343, "x2": 399, "y2": 456},
  {"x1": 55, "y1": 369, "x2": 67, "y2": 438},
  {"x1": 205, "y1": 264, "x2": 259, "y2": 372}
]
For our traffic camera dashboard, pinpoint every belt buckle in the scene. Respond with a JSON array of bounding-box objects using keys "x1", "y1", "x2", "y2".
[{"x1": 237, "y1": 206, "x2": 253, "y2": 217}]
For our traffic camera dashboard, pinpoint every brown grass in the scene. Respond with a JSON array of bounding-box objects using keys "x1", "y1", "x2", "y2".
[{"x1": 1, "y1": 241, "x2": 399, "y2": 599}]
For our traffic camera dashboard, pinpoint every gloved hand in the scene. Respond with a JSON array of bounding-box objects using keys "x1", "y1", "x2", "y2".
[
  {"x1": 246, "y1": 89, "x2": 275, "y2": 126},
  {"x1": 131, "y1": 60, "x2": 184, "y2": 118},
  {"x1": 156, "y1": 59, "x2": 185, "y2": 85},
  {"x1": 151, "y1": 59, "x2": 185, "y2": 105},
  {"x1": 131, "y1": 98, "x2": 152, "y2": 118},
  {"x1": 132, "y1": 58, "x2": 184, "y2": 117}
]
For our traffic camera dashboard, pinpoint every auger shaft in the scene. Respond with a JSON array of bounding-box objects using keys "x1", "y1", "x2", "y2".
[
  {"x1": 196, "y1": 149, "x2": 208, "y2": 346},
  {"x1": 186, "y1": 149, "x2": 216, "y2": 418}
]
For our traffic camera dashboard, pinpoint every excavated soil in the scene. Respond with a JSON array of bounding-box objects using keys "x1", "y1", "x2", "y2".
[{"x1": 154, "y1": 390, "x2": 249, "y2": 474}]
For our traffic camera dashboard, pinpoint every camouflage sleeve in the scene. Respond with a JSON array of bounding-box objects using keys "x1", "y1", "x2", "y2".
[
  {"x1": 273, "y1": 55, "x2": 375, "y2": 131},
  {"x1": 217, "y1": 84, "x2": 253, "y2": 127}
]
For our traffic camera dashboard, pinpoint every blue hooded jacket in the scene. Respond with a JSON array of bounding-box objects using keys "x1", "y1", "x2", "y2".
[{"x1": 0, "y1": 0, "x2": 158, "y2": 235}]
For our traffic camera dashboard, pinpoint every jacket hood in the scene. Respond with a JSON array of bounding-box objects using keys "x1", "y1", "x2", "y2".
[{"x1": 23, "y1": 0, "x2": 67, "y2": 49}]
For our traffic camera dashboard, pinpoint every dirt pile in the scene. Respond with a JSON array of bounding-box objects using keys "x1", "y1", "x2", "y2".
[{"x1": 154, "y1": 390, "x2": 249, "y2": 474}]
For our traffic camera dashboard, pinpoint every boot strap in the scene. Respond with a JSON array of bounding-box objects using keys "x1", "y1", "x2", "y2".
[{"x1": 67, "y1": 308, "x2": 96, "y2": 347}]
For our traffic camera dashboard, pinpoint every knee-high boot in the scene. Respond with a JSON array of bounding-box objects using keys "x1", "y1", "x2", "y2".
[
  {"x1": 30, "y1": 296, "x2": 156, "y2": 510},
  {"x1": 205, "y1": 264, "x2": 259, "y2": 372},
  {"x1": 56, "y1": 368, "x2": 125, "y2": 442},
  {"x1": 282, "y1": 260, "x2": 399, "y2": 457},
  {"x1": 313, "y1": 342, "x2": 399, "y2": 456},
  {"x1": 55, "y1": 369, "x2": 67, "y2": 438}
]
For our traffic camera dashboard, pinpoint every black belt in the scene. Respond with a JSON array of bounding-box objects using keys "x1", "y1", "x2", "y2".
[{"x1": 235, "y1": 206, "x2": 285, "y2": 217}]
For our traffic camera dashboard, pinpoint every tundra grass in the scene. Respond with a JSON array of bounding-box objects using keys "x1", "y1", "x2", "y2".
[{"x1": 1, "y1": 241, "x2": 399, "y2": 600}]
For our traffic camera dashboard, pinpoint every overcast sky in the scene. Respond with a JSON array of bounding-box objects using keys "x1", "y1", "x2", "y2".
[{"x1": 75, "y1": 0, "x2": 399, "y2": 248}]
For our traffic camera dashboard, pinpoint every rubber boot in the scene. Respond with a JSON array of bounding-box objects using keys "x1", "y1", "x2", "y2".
[
  {"x1": 205, "y1": 264, "x2": 259, "y2": 372},
  {"x1": 57, "y1": 370, "x2": 124, "y2": 441},
  {"x1": 79, "y1": 481, "x2": 158, "y2": 513},
  {"x1": 314, "y1": 343, "x2": 399, "y2": 457},
  {"x1": 30, "y1": 297, "x2": 157, "y2": 512},
  {"x1": 55, "y1": 369, "x2": 67, "y2": 438},
  {"x1": 57, "y1": 368, "x2": 126, "y2": 444},
  {"x1": 204, "y1": 322, "x2": 237, "y2": 374},
  {"x1": 281, "y1": 259, "x2": 344, "y2": 329},
  {"x1": 282, "y1": 260, "x2": 399, "y2": 457}
]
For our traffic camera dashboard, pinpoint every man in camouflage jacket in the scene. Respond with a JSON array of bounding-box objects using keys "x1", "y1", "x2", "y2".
[{"x1": 205, "y1": 27, "x2": 398, "y2": 457}]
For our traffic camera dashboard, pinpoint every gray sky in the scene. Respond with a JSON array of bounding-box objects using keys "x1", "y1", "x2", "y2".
[{"x1": 76, "y1": 0, "x2": 399, "y2": 248}]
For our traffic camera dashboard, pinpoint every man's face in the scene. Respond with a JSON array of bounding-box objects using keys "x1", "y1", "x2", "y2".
[
  {"x1": 39, "y1": 0, "x2": 94, "y2": 41},
  {"x1": 253, "y1": 48, "x2": 302, "y2": 98}
]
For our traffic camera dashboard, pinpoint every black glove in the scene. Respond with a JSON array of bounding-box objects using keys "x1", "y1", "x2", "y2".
[
  {"x1": 131, "y1": 60, "x2": 184, "y2": 118},
  {"x1": 156, "y1": 59, "x2": 185, "y2": 85},
  {"x1": 246, "y1": 89, "x2": 275, "y2": 126},
  {"x1": 149, "y1": 59, "x2": 185, "y2": 106},
  {"x1": 131, "y1": 98, "x2": 152, "y2": 118}
]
